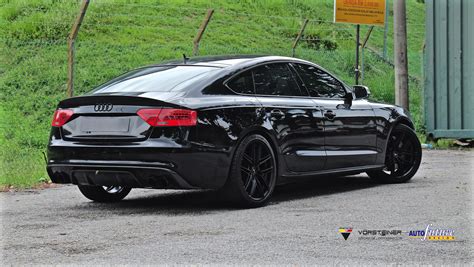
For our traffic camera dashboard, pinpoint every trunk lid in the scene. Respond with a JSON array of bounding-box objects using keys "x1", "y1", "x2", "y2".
[{"x1": 57, "y1": 94, "x2": 184, "y2": 142}]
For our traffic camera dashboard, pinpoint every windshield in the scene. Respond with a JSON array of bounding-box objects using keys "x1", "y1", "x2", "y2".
[{"x1": 90, "y1": 65, "x2": 220, "y2": 93}]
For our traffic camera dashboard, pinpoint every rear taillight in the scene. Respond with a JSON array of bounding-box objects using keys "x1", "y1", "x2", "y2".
[
  {"x1": 137, "y1": 108, "x2": 197, "y2": 127},
  {"x1": 51, "y1": 109, "x2": 74, "y2": 127}
]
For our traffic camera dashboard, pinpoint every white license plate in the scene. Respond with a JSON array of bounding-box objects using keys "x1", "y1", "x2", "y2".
[{"x1": 80, "y1": 117, "x2": 131, "y2": 133}]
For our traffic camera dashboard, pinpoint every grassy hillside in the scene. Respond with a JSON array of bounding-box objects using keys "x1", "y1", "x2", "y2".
[{"x1": 0, "y1": 0, "x2": 425, "y2": 187}]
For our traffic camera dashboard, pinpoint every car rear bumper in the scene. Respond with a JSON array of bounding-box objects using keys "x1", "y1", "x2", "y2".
[
  {"x1": 47, "y1": 141, "x2": 232, "y2": 189},
  {"x1": 47, "y1": 160, "x2": 198, "y2": 189}
]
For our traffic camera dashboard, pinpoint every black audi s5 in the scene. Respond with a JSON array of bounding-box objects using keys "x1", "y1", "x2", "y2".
[{"x1": 47, "y1": 55, "x2": 421, "y2": 207}]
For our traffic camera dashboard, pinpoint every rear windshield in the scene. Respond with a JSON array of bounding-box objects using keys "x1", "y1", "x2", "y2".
[{"x1": 90, "y1": 65, "x2": 219, "y2": 93}]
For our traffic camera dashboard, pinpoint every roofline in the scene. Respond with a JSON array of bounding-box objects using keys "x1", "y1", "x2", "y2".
[
  {"x1": 219, "y1": 56, "x2": 352, "y2": 88},
  {"x1": 145, "y1": 63, "x2": 226, "y2": 68},
  {"x1": 159, "y1": 54, "x2": 270, "y2": 66},
  {"x1": 142, "y1": 55, "x2": 318, "y2": 69}
]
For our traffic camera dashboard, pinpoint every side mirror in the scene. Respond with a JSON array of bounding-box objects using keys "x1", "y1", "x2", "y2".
[{"x1": 352, "y1": 85, "x2": 370, "y2": 99}]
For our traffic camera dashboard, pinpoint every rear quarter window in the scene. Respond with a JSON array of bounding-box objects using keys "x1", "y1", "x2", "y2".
[{"x1": 226, "y1": 70, "x2": 255, "y2": 94}]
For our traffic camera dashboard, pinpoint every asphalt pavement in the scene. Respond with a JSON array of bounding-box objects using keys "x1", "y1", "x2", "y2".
[{"x1": 1, "y1": 149, "x2": 473, "y2": 265}]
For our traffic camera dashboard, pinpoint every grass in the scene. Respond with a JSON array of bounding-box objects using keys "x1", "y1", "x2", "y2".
[{"x1": 0, "y1": 0, "x2": 426, "y2": 187}]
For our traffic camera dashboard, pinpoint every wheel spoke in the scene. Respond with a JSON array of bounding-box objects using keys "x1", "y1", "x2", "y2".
[
  {"x1": 249, "y1": 178, "x2": 257, "y2": 196},
  {"x1": 386, "y1": 157, "x2": 396, "y2": 173},
  {"x1": 399, "y1": 139, "x2": 412, "y2": 151},
  {"x1": 260, "y1": 166, "x2": 274, "y2": 174},
  {"x1": 255, "y1": 174, "x2": 269, "y2": 191},
  {"x1": 254, "y1": 143, "x2": 261, "y2": 165},
  {"x1": 397, "y1": 156, "x2": 413, "y2": 166},
  {"x1": 254, "y1": 177, "x2": 266, "y2": 197},
  {"x1": 397, "y1": 151, "x2": 413, "y2": 156},
  {"x1": 243, "y1": 153, "x2": 253, "y2": 165},
  {"x1": 396, "y1": 132, "x2": 406, "y2": 149},
  {"x1": 394, "y1": 162, "x2": 400, "y2": 172},
  {"x1": 241, "y1": 166, "x2": 252, "y2": 176},
  {"x1": 258, "y1": 154, "x2": 272, "y2": 167},
  {"x1": 244, "y1": 175, "x2": 253, "y2": 191},
  {"x1": 241, "y1": 165, "x2": 253, "y2": 190}
]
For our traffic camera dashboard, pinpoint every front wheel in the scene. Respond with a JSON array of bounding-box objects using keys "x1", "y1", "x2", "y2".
[
  {"x1": 367, "y1": 124, "x2": 422, "y2": 183},
  {"x1": 221, "y1": 134, "x2": 277, "y2": 208},
  {"x1": 78, "y1": 185, "x2": 131, "y2": 202}
]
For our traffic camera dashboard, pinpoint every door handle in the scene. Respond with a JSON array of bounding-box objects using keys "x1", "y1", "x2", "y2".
[
  {"x1": 324, "y1": 110, "x2": 336, "y2": 120},
  {"x1": 291, "y1": 113, "x2": 310, "y2": 119},
  {"x1": 270, "y1": 109, "x2": 285, "y2": 119}
]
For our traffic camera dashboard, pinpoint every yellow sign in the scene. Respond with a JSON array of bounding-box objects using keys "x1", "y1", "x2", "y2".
[{"x1": 334, "y1": 0, "x2": 386, "y2": 26}]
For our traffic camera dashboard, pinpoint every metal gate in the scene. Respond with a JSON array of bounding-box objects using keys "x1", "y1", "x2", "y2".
[{"x1": 424, "y1": 0, "x2": 474, "y2": 139}]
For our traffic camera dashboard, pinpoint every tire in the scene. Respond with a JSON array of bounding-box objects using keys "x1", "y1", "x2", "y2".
[
  {"x1": 77, "y1": 185, "x2": 131, "y2": 202},
  {"x1": 220, "y1": 134, "x2": 277, "y2": 208},
  {"x1": 367, "y1": 124, "x2": 422, "y2": 183}
]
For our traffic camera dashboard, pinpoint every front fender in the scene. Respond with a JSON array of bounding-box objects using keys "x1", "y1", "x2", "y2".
[{"x1": 371, "y1": 103, "x2": 415, "y2": 165}]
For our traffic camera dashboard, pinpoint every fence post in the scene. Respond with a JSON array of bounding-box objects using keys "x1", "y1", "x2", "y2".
[
  {"x1": 383, "y1": 0, "x2": 390, "y2": 59},
  {"x1": 193, "y1": 9, "x2": 214, "y2": 57},
  {"x1": 67, "y1": 0, "x2": 89, "y2": 98},
  {"x1": 360, "y1": 26, "x2": 374, "y2": 83},
  {"x1": 292, "y1": 19, "x2": 309, "y2": 57}
]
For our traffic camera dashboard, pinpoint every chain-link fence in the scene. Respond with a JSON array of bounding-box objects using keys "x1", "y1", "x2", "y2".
[
  {"x1": 1, "y1": 0, "x2": 427, "y2": 125},
  {"x1": 2, "y1": 0, "x2": 424, "y2": 95},
  {"x1": 0, "y1": 0, "x2": 425, "y2": 186}
]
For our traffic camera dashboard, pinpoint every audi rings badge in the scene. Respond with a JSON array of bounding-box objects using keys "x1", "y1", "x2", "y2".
[{"x1": 94, "y1": 103, "x2": 113, "y2": 112}]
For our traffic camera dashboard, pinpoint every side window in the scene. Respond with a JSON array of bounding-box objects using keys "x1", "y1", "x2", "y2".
[
  {"x1": 252, "y1": 63, "x2": 306, "y2": 96},
  {"x1": 294, "y1": 63, "x2": 346, "y2": 98},
  {"x1": 227, "y1": 70, "x2": 254, "y2": 94}
]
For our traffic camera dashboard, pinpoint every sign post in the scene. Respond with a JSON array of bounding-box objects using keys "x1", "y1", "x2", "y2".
[
  {"x1": 334, "y1": 0, "x2": 386, "y2": 85},
  {"x1": 355, "y1": 24, "x2": 360, "y2": 84}
]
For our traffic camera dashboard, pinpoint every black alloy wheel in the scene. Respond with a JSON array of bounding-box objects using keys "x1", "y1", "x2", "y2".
[
  {"x1": 241, "y1": 138, "x2": 275, "y2": 200},
  {"x1": 78, "y1": 185, "x2": 132, "y2": 202},
  {"x1": 221, "y1": 134, "x2": 277, "y2": 207},
  {"x1": 367, "y1": 124, "x2": 422, "y2": 183}
]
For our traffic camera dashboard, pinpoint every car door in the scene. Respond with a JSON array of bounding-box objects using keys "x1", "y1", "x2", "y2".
[
  {"x1": 251, "y1": 63, "x2": 325, "y2": 173},
  {"x1": 291, "y1": 63, "x2": 377, "y2": 170}
]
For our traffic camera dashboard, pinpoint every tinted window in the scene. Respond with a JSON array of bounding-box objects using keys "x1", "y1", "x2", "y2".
[
  {"x1": 293, "y1": 63, "x2": 346, "y2": 98},
  {"x1": 252, "y1": 63, "x2": 305, "y2": 96},
  {"x1": 227, "y1": 70, "x2": 254, "y2": 94},
  {"x1": 91, "y1": 66, "x2": 219, "y2": 93}
]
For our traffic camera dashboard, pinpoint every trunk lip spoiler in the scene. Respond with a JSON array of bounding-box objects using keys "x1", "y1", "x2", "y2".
[{"x1": 57, "y1": 94, "x2": 184, "y2": 109}]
